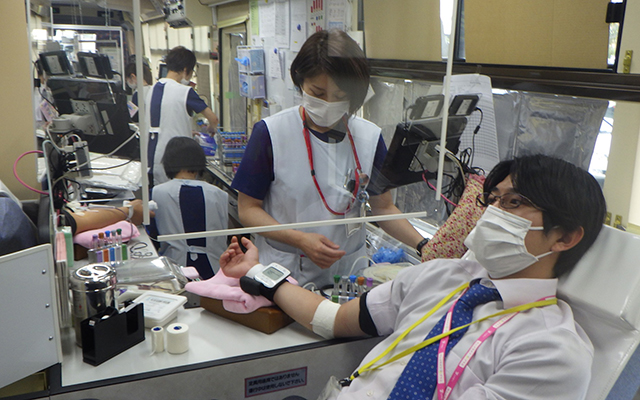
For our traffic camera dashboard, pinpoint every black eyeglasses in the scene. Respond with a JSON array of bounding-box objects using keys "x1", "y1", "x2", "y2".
[{"x1": 476, "y1": 192, "x2": 544, "y2": 211}]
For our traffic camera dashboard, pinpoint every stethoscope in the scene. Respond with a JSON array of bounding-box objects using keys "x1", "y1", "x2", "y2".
[{"x1": 301, "y1": 108, "x2": 368, "y2": 216}]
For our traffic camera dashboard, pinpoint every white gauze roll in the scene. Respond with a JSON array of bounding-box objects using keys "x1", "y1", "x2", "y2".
[
  {"x1": 166, "y1": 323, "x2": 190, "y2": 354},
  {"x1": 310, "y1": 300, "x2": 341, "y2": 339},
  {"x1": 150, "y1": 326, "x2": 164, "y2": 354}
]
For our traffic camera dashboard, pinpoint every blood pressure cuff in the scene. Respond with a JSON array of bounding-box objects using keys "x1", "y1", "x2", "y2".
[
  {"x1": 239, "y1": 276, "x2": 286, "y2": 302},
  {"x1": 358, "y1": 292, "x2": 379, "y2": 337}
]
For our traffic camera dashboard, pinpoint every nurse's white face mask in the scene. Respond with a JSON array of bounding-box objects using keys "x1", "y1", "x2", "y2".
[
  {"x1": 464, "y1": 205, "x2": 554, "y2": 278},
  {"x1": 302, "y1": 91, "x2": 350, "y2": 128}
]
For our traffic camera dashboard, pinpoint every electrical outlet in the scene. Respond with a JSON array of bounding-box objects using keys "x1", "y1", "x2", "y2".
[{"x1": 605, "y1": 212, "x2": 611, "y2": 225}]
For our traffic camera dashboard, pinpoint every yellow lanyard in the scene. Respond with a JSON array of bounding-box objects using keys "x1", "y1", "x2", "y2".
[{"x1": 349, "y1": 282, "x2": 557, "y2": 381}]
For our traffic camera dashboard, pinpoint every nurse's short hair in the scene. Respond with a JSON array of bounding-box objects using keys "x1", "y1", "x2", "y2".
[
  {"x1": 162, "y1": 137, "x2": 206, "y2": 179},
  {"x1": 483, "y1": 154, "x2": 606, "y2": 277},
  {"x1": 124, "y1": 62, "x2": 153, "y2": 86},
  {"x1": 290, "y1": 30, "x2": 369, "y2": 115},
  {"x1": 165, "y1": 46, "x2": 197, "y2": 75}
]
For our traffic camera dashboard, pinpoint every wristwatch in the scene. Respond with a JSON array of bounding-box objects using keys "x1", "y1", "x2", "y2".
[
  {"x1": 240, "y1": 263, "x2": 291, "y2": 302},
  {"x1": 416, "y1": 237, "x2": 430, "y2": 256}
]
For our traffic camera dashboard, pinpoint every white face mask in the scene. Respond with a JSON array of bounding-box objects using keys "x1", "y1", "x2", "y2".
[
  {"x1": 464, "y1": 205, "x2": 554, "y2": 278},
  {"x1": 126, "y1": 80, "x2": 137, "y2": 91},
  {"x1": 180, "y1": 78, "x2": 190, "y2": 86},
  {"x1": 301, "y1": 90, "x2": 350, "y2": 128}
]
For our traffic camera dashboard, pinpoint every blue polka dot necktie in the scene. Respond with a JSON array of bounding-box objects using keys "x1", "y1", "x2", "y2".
[{"x1": 387, "y1": 280, "x2": 501, "y2": 400}]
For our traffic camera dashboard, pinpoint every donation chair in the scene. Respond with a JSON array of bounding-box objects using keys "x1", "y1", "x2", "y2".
[{"x1": 558, "y1": 225, "x2": 640, "y2": 400}]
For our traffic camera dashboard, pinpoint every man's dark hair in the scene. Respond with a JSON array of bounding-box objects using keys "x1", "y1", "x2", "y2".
[
  {"x1": 124, "y1": 62, "x2": 153, "y2": 86},
  {"x1": 165, "y1": 46, "x2": 197, "y2": 75},
  {"x1": 483, "y1": 154, "x2": 606, "y2": 277},
  {"x1": 290, "y1": 30, "x2": 369, "y2": 115},
  {"x1": 161, "y1": 137, "x2": 206, "y2": 179}
]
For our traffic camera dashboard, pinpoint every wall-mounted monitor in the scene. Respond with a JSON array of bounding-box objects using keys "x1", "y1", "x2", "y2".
[
  {"x1": 77, "y1": 52, "x2": 114, "y2": 79},
  {"x1": 39, "y1": 51, "x2": 73, "y2": 76}
]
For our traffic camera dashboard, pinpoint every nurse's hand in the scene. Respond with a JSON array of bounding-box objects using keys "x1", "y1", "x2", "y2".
[
  {"x1": 220, "y1": 236, "x2": 260, "y2": 278},
  {"x1": 299, "y1": 233, "x2": 346, "y2": 269}
]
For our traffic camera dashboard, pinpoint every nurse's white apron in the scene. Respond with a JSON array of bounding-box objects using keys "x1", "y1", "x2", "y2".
[
  {"x1": 152, "y1": 179, "x2": 229, "y2": 279},
  {"x1": 255, "y1": 106, "x2": 380, "y2": 287},
  {"x1": 145, "y1": 78, "x2": 194, "y2": 185}
]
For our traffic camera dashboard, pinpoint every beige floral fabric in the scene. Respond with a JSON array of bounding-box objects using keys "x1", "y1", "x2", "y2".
[{"x1": 421, "y1": 174, "x2": 486, "y2": 262}]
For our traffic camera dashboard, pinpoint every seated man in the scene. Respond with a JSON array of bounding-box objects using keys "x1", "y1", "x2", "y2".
[
  {"x1": 152, "y1": 136, "x2": 229, "y2": 279},
  {"x1": 220, "y1": 154, "x2": 606, "y2": 400},
  {"x1": 0, "y1": 195, "x2": 37, "y2": 256}
]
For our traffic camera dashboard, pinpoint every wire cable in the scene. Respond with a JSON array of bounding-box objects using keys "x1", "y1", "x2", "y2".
[
  {"x1": 470, "y1": 107, "x2": 484, "y2": 167},
  {"x1": 422, "y1": 171, "x2": 457, "y2": 207},
  {"x1": 78, "y1": 124, "x2": 139, "y2": 169},
  {"x1": 13, "y1": 150, "x2": 48, "y2": 195}
]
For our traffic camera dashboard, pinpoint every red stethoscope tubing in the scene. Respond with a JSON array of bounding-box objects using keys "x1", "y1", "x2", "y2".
[{"x1": 301, "y1": 108, "x2": 362, "y2": 216}]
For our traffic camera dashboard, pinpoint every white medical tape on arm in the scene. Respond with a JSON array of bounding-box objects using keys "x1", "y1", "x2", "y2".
[{"x1": 311, "y1": 300, "x2": 341, "y2": 339}]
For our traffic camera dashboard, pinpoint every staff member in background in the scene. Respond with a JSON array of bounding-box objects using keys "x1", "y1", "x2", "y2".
[
  {"x1": 124, "y1": 60, "x2": 153, "y2": 122},
  {"x1": 231, "y1": 30, "x2": 425, "y2": 288},
  {"x1": 146, "y1": 46, "x2": 219, "y2": 187},
  {"x1": 151, "y1": 137, "x2": 229, "y2": 280}
]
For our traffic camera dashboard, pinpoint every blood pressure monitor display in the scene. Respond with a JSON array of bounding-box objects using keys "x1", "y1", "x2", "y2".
[{"x1": 263, "y1": 266, "x2": 285, "y2": 280}]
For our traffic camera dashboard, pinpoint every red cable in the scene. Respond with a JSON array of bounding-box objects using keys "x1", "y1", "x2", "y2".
[
  {"x1": 422, "y1": 171, "x2": 458, "y2": 207},
  {"x1": 13, "y1": 150, "x2": 49, "y2": 195}
]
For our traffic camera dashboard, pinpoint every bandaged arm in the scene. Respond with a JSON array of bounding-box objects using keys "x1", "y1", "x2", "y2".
[{"x1": 271, "y1": 282, "x2": 367, "y2": 338}]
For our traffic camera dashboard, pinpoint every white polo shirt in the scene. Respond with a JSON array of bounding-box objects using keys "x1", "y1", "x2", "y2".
[{"x1": 335, "y1": 259, "x2": 593, "y2": 400}]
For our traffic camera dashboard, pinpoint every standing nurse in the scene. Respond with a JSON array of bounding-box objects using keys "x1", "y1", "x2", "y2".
[
  {"x1": 231, "y1": 30, "x2": 425, "y2": 287},
  {"x1": 146, "y1": 46, "x2": 219, "y2": 186}
]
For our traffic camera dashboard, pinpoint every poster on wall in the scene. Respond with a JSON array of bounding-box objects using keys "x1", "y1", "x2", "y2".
[
  {"x1": 250, "y1": 0, "x2": 260, "y2": 39},
  {"x1": 326, "y1": 0, "x2": 348, "y2": 31},
  {"x1": 290, "y1": 0, "x2": 307, "y2": 52},
  {"x1": 275, "y1": 0, "x2": 290, "y2": 48},
  {"x1": 259, "y1": 0, "x2": 276, "y2": 39},
  {"x1": 308, "y1": 0, "x2": 325, "y2": 33}
]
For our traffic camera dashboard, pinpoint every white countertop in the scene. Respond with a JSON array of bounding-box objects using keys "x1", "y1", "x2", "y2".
[{"x1": 60, "y1": 305, "x2": 322, "y2": 388}]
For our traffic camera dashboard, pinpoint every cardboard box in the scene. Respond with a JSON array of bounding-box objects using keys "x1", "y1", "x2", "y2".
[{"x1": 200, "y1": 297, "x2": 294, "y2": 334}]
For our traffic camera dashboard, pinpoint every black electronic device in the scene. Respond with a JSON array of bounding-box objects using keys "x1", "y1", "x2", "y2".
[
  {"x1": 77, "y1": 52, "x2": 114, "y2": 79},
  {"x1": 158, "y1": 63, "x2": 168, "y2": 79},
  {"x1": 369, "y1": 94, "x2": 480, "y2": 193},
  {"x1": 409, "y1": 94, "x2": 445, "y2": 120},
  {"x1": 449, "y1": 94, "x2": 480, "y2": 116},
  {"x1": 39, "y1": 51, "x2": 74, "y2": 76},
  {"x1": 369, "y1": 120, "x2": 466, "y2": 193},
  {"x1": 47, "y1": 76, "x2": 139, "y2": 160}
]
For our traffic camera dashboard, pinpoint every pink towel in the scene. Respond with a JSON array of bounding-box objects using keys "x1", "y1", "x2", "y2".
[
  {"x1": 73, "y1": 220, "x2": 140, "y2": 249},
  {"x1": 185, "y1": 268, "x2": 298, "y2": 314}
]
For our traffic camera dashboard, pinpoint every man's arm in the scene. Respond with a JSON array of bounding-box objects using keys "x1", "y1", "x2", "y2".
[
  {"x1": 68, "y1": 199, "x2": 152, "y2": 234},
  {"x1": 221, "y1": 236, "x2": 364, "y2": 337},
  {"x1": 369, "y1": 191, "x2": 425, "y2": 249}
]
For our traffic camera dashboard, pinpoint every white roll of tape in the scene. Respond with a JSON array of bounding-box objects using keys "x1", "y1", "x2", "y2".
[
  {"x1": 150, "y1": 326, "x2": 164, "y2": 354},
  {"x1": 166, "y1": 323, "x2": 189, "y2": 354}
]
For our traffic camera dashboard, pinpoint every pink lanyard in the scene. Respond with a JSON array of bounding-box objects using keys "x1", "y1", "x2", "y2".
[{"x1": 436, "y1": 291, "x2": 556, "y2": 400}]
